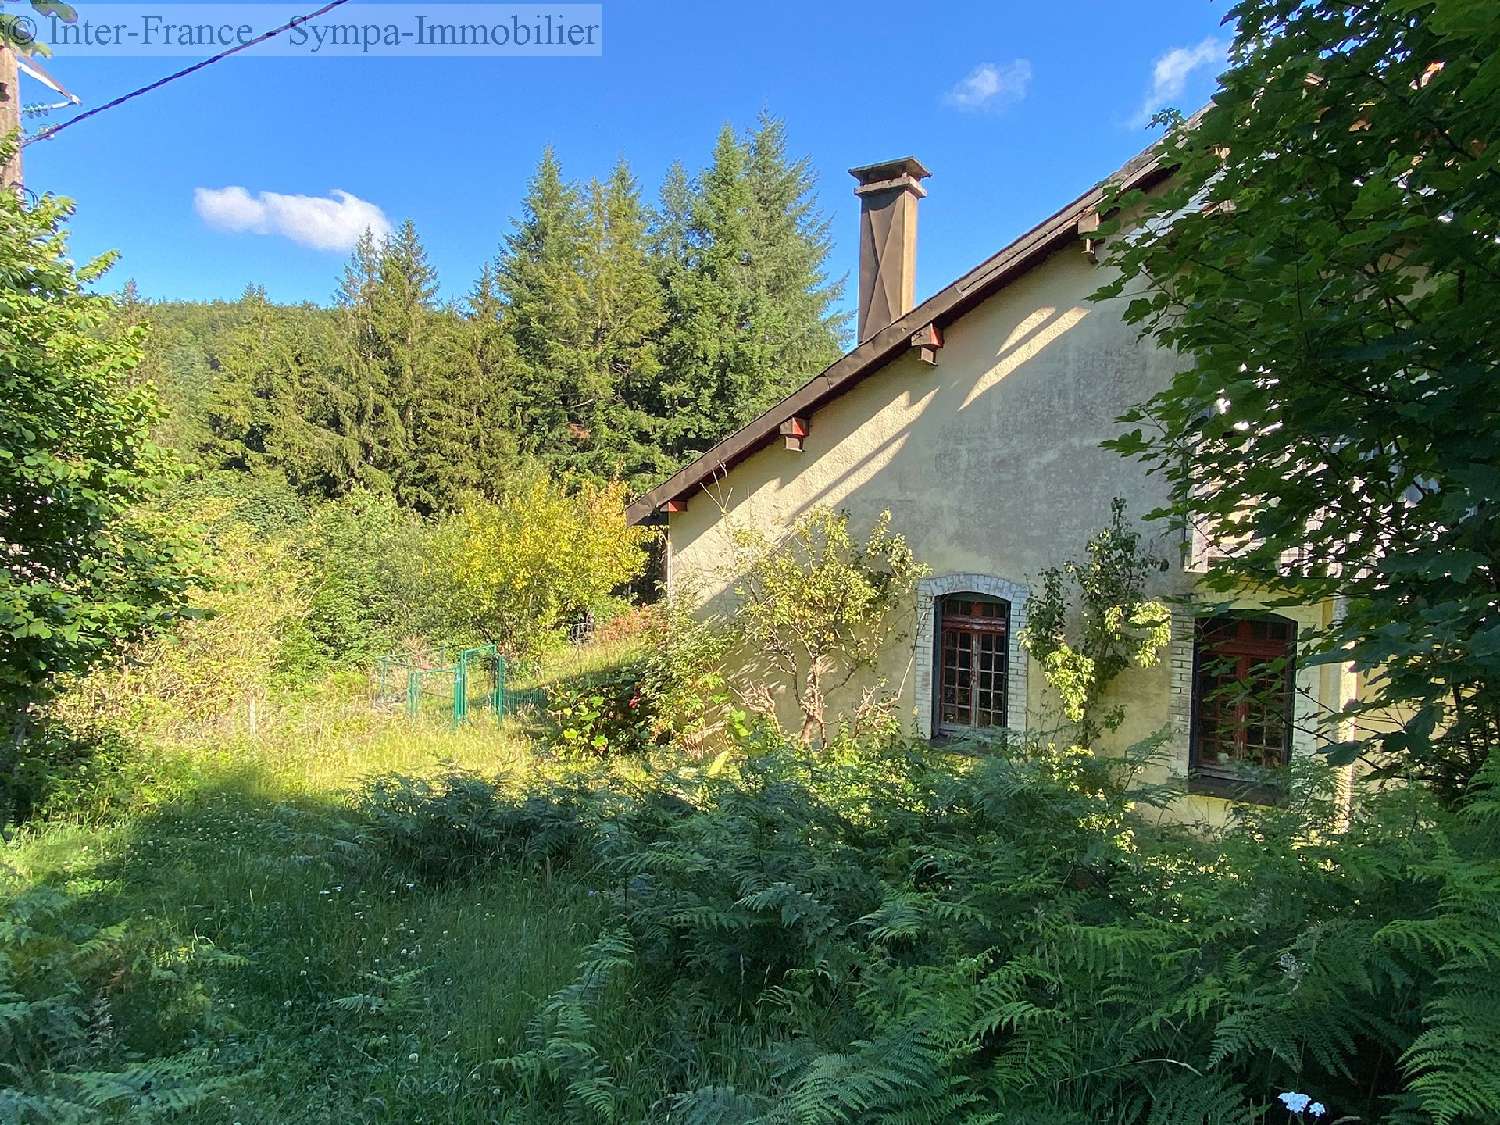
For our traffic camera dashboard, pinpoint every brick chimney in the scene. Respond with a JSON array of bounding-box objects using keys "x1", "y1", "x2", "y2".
[{"x1": 850, "y1": 156, "x2": 930, "y2": 341}]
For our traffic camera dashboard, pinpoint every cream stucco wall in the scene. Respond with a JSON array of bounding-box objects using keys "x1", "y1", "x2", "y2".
[{"x1": 664, "y1": 243, "x2": 1354, "y2": 818}]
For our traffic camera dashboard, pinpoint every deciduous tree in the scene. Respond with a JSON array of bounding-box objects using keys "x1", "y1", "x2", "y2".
[
  {"x1": 1099, "y1": 0, "x2": 1500, "y2": 798},
  {"x1": 0, "y1": 183, "x2": 192, "y2": 811}
]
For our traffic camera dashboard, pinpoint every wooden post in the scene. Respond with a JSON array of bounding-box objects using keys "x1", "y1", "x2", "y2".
[{"x1": 1, "y1": 39, "x2": 21, "y2": 194}]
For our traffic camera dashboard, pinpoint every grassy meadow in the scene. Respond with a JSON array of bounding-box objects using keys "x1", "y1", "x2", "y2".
[{"x1": 1, "y1": 644, "x2": 651, "y2": 1123}]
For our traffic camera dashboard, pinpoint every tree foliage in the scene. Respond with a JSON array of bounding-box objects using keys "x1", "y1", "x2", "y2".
[
  {"x1": 125, "y1": 115, "x2": 846, "y2": 508},
  {"x1": 656, "y1": 117, "x2": 848, "y2": 467},
  {"x1": 1098, "y1": 0, "x2": 1500, "y2": 798},
  {"x1": 429, "y1": 474, "x2": 650, "y2": 660},
  {"x1": 732, "y1": 508, "x2": 925, "y2": 747},
  {"x1": 0, "y1": 187, "x2": 191, "y2": 775}
]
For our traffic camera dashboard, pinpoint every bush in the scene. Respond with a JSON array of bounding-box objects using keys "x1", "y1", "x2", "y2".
[
  {"x1": 364, "y1": 733, "x2": 1500, "y2": 1123},
  {"x1": 293, "y1": 489, "x2": 430, "y2": 668},
  {"x1": 357, "y1": 768, "x2": 605, "y2": 883},
  {"x1": 0, "y1": 887, "x2": 228, "y2": 1121},
  {"x1": 636, "y1": 601, "x2": 747, "y2": 758},
  {"x1": 427, "y1": 473, "x2": 651, "y2": 661},
  {"x1": 2, "y1": 722, "x2": 140, "y2": 825},
  {"x1": 545, "y1": 665, "x2": 664, "y2": 759},
  {"x1": 46, "y1": 507, "x2": 309, "y2": 750},
  {"x1": 730, "y1": 507, "x2": 925, "y2": 747}
]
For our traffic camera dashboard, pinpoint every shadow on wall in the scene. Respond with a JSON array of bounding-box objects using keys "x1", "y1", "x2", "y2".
[{"x1": 674, "y1": 241, "x2": 1191, "y2": 619}]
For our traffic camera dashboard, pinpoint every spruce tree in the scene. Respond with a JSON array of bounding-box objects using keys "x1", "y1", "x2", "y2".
[
  {"x1": 745, "y1": 113, "x2": 847, "y2": 378},
  {"x1": 209, "y1": 287, "x2": 344, "y2": 494},
  {"x1": 328, "y1": 228, "x2": 401, "y2": 493},
  {"x1": 655, "y1": 118, "x2": 847, "y2": 467},
  {"x1": 494, "y1": 148, "x2": 589, "y2": 462},
  {"x1": 650, "y1": 161, "x2": 695, "y2": 276},
  {"x1": 369, "y1": 220, "x2": 454, "y2": 512},
  {"x1": 657, "y1": 125, "x2": 763, "y2": 463},
  {"x1": 458, "y1": 262, "x2": 525, "y2": 493},
  {"x1": 580, "y1": 160, "x2": 668, "y2": 487}
]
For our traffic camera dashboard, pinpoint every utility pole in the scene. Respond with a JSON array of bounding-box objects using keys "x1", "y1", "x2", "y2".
[{"x1": 0, "y1": 36, "x2": 20, "y2": 193}]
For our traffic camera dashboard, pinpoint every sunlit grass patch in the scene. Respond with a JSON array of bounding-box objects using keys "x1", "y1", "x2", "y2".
[{"x1": 0, "y1": 646, "x2": 637, "y2": 1122}]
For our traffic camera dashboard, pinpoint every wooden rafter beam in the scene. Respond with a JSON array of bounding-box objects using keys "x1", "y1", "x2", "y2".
[{"x1": 779, "y1": 415, "x2": 810, "y2": 452}]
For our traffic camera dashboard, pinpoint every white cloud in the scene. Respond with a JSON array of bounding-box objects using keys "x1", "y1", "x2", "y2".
[
  {"x1": 193, "y1": 186, "x2": 392, "y2": 252},
  {"x1": 945, "y1": 60, "x2": 1032, "y2": 112},
  {"x1": 1130, "y1": 37, "x2": 1226, "y2": 128}
]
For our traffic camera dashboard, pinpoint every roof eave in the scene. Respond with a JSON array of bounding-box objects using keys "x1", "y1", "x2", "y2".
[{"x1": 626, "y1": 145, "x2": 1173, "y2": 527}]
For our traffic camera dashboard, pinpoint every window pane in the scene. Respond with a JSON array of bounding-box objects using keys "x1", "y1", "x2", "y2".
[
  {"x1": 939, "y1": 595, "x2": 1010, "y2": 732},
  {"x1": 1193, "y1": 615, "x2": 1294, "y2": 774}
]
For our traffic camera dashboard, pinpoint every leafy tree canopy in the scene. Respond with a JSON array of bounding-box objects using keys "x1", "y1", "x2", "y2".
[
  {"x1": 1099, "y1": 0, "x2": 1500, "y2": 798},
  {"x1": 0, "y1": 183, "x2": 192, "y2": 758}
]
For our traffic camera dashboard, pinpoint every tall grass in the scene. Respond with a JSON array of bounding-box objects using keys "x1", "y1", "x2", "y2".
[{"x1": 1, "y1": 665, "x2": 630, "y2": 1122}]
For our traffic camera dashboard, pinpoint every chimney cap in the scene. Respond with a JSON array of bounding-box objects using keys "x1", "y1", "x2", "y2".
[{"x1": 850, "y1": 156, "x2": 931, "y2": 197}]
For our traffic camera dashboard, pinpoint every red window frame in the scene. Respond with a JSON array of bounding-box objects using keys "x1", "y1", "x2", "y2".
[
  {"x1": 936, "y1": 595, "x2": 1009, "y2": 733},
  {"x1": 1190, "y1": 614, "x2": 1297, "y2": 781}
]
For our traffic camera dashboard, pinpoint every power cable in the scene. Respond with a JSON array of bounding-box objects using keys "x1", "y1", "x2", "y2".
[{"x1": 21, "y1": 0, "x2": 353, "y2": 146}]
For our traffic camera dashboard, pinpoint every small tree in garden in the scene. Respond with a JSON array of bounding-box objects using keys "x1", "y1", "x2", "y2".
[
  {"x1": 1021, "y1": 499, "x2": 1170, "y2": 747},
  {"x1": 1096, "y1": 0, "x2": 1500, "y2": 799},
  {"x1": 430, "y1": 472, "x2": 650, "y2": 660},
  {"x1": 638, "y1": 598, "x2": 746, "y2": 757},
  {"x1": 732, "y1": 508, "x2": 925, "y2": 748},
  {"x1": 1, "y1": 183, "x2": 192, "y2": 816}
]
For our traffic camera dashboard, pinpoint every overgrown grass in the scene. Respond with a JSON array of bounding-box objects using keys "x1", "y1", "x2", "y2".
[
  {"x1": 8, "y1": 643, "x2": 1500, "y2": 1123},
  {"x1": 513, "y1": 635, "x2": 647, "y2": 693},
  {"x1": 0, "y1": 652, "x2": 641, "y2": 1122}
]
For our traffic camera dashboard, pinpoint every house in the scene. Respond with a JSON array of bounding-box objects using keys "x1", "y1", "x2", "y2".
[{"x1": 626, "y1": 142, "x2": 1358, "y2": 817}]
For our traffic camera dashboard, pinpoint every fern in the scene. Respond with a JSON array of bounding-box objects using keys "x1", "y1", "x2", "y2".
[{"x1": 362, "y1": 729, "x2": 1500, "y2": 1121}]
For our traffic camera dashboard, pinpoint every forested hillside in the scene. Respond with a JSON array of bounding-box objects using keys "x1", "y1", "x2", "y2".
[{"x1": 127, "y1": 114, "x2": 846, "y2": 509}]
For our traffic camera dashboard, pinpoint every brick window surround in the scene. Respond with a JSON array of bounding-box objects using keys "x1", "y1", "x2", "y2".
[
  {"x1": 1167, "y1": 607, "x2": 1319, "y2": 797},
  {"x1": 915, "y1": 574, "x2": 1029, "y2": 738}
]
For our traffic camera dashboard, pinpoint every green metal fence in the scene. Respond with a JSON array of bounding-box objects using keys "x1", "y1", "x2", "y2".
[{"x1": 373, "y1": 645, "x2": 520, "y2": 726}]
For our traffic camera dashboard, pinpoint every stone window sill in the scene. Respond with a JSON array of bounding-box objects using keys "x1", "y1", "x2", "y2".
[{"x1": 1187, "y1": 769, "x2": 1287, "y2": 806}]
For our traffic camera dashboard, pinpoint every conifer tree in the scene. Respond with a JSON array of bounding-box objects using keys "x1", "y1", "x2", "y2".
[
  {"x1": 745, "y1": 113, "x2": 847, "y2": 377},
  {"x1": 650, "y1": 161, "x2": 695, "y2": 269},
  {"x1": 368, "y1": 220, "x2": 458, "y2": 512},
  {"x1": 327, "y1": 228, "x2": 401, "y2": 493},
  {"x1": 579, "y1": 160, "x2": 668, "y2": 486},
  {"x1": 655, "y1": 118, "x2": 847, "y2": 466},
  {"x1": 495, "y1": 148, "x2": 589, "y2": 461},
  {"x1": 457, "y1": 262, "x2": 525, "y2": 492},
  {"x1": 656, "y1": 125, "x2": 763, "y2": 462},
  {"x1": 209, "y1": 286, "x2": 344, "y2": 493}
]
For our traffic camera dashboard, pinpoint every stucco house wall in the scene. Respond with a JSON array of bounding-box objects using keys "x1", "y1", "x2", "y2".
[{"x1": 661, "y1": 244, "x2": 1356, "y2": 821}]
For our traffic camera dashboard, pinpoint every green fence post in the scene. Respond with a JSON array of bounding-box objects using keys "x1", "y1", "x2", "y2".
[
  {"x1": 493, "y1": 654, "x2": 505, "y2": 717},
  {"x1": 406, "y1": 669, "x2": 419, "y2": 719},
  {"x1": 452, "y1": 655, "x2": 465, "y2": 727}
]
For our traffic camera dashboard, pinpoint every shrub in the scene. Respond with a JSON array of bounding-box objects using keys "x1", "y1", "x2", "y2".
[
  {"x1": 0, "y1": 887, "x2": 229, "y2": 1121},
  {"x1": 2, "y1": 722, "x2": 139, "y2": 825},
  {"x1": 46, "y1": 508, "x2": 309, "y2": 750},
  {"x1": 546, "y1": 666, "x2": 664, "y2": 759},
  {"x1": 730, "y1": 508, "x2": 925, "y2": 747},
  {"x1": 357, "y1": 768, "x2": 605, "y2": 883},
  {"x1": 375, "y1": 733, "x2": 1500, "y2": 1123},
  {"x1": 427, "y1": 473, "x2": 651, "y2": 661},
  {"x1": 636, "y1": 602, "x2": 746, "y2": 757},
  {"x1": 293, "y1": 489, "x2": 430, "y2": 667}
]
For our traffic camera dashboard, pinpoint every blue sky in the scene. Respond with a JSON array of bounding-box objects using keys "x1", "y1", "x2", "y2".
[{"x1": 21, "y1": 0, "x2": 1233, "y2": 317}]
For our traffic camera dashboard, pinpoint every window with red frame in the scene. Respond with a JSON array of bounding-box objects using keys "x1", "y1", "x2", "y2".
[
  {"x1": 937, "y1": 595, "x2": 1009, "y2": 733},
  {"x1": 1191, "y1": 614, "x2": 1297, "y2": 779}
]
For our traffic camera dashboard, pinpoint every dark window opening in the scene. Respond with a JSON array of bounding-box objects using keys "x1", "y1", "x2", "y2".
[
  {"x1": 937, "y1": 595, "x2": 1010, "y2": 734},
  {"x1": 1190, "y1": 614, "x2": 1296, "y2": 797}
]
